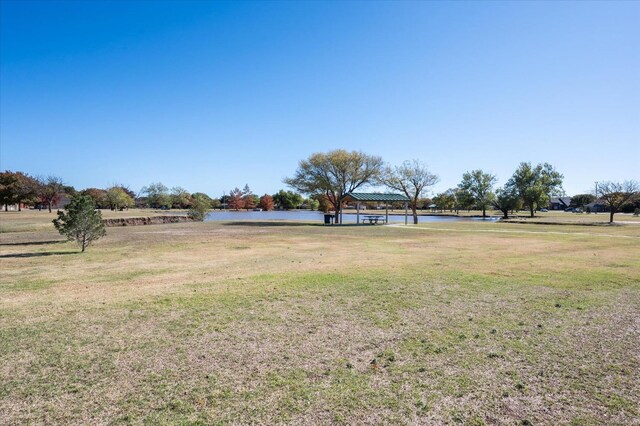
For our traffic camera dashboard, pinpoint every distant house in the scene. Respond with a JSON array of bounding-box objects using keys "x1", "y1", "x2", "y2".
[
  {"x1": 585, "y1": 200, "x2": 607, "y2": 213},
  {"x1": 549, "y1": 196, "x2": 572, "y2": 210},
  {"x1": 3, "y1": 202, "x2": 29, "y2": 211},
  {"x1": 35, "y1": 195, "x2": 71, "y2": 211}
]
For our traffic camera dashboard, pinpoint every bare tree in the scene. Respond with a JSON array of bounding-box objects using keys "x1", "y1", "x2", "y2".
[
  {"x1": 382, "y1": 160, "x2": 439, "y2": 224},
  {"x1": 596, "y1": 180, "x2": 639, "y2": 223},
  {"x1": 38, "y1": 176, "x2": 65, "y2": 212},
  {"x1": 285, "y1": 150, "x2": 383, "y2": 223}
]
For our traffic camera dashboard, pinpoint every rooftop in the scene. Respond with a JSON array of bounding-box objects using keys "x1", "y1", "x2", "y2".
[{"x1": 344, "y1": 193, "x2": 410, "y2": 202}]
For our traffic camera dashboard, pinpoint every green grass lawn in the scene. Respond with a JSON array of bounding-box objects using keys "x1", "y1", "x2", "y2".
[{"x1": 1, "y1": 217, "x2": 639, "y2": 424}]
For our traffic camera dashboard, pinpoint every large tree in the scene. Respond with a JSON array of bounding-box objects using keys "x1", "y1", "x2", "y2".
[
  {"x1": 432, "y1": 190, "x2": 456, "y2": 212},
  {"x1": 192, "y1": 192, "x2": 218, "y2": 209},
  {"x1": 457, "y1": 170, "x2": 497, "y2": 217},
  {"x1": 171, "y1": 187, "x2": 193, "y2": 209},
  {"x1": 571, "y1": 194, "x2": 596, "y2": 209},
  {"x1": 284, "y1": 150, "x2": 383, "y2": 223},
  {"x1": 0, "y1": 171, "x2": 39, "y2": 211},
  {"x1": 141, "y1": 182, "x2": 171, "y2": 208},
  {"x1": 454, "y1": 188, "x2": 475, "y2": 214},
  {"x1": 53, "y1": 195, "x2": 106, "y2": 252},
  {"x1": 382, "y1": 160, "x2": 439, "y2": 224},
  {"x1": 305, "y1": 197, "x2": 320, "y2": 211},
  {"x1": 81, "y1": 188, "x2": 108, "y2": 209},
  {"x1": 492, "y1": 186, "x2": 522, "y2": 219},
  {"x1": 106, "y1": 187, "x2": 134, "y2": 210},
  {"x1": 272, "y1": 190, "x2": 303, "y2": 210},
  {"x1": 596, "y1": 180, "x2": 639, "y2": 223},
  {"x1": 0, "y1": 171, "x2": 19, "y2": 210},
  {"x1": 506, "y1": 162, "x2": 563, "y2": 217}
]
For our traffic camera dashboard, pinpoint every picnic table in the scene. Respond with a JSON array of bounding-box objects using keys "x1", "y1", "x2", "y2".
[{"x1": 362, "y1": 215, "x2": 386, "y2": 225}]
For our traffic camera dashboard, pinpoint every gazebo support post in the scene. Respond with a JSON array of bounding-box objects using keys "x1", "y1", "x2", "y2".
[
  {"x1": 386, "y1": 204, "x2": 389, "y2": 224},
  {"x1": 357, "y1": 202, "x2": 360, "y2": 224}
]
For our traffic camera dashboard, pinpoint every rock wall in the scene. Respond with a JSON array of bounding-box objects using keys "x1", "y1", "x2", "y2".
[{"x1": 102, "y1": 216, "x2": 196, "y2": 227}]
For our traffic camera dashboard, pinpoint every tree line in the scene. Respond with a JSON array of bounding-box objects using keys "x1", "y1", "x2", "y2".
[
  {"x1": 284, "y1": 149, "x2": 639, "y2": 224},
  {"x1": 0, "y1": 171, "x2": 139, "y2": 213},
  {"x1": 2, "y1": 152, "x2": 638, "y2": 224}
]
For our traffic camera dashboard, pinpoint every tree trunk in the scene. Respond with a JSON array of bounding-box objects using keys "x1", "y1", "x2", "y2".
[
  {"x1": 48, "y1": 201, "x2": 52, "y2": 213},
  {"x1": 609, "y1": 210, "x2": 615, "y2": 224},
  {"x1": 482, "y1": 207, "x2": 486, "y2": 218},
  {"x1": 412, "y1": 206, "x2": 418, "y2": 225},
  {"x1": 502, "y1": 210, "x2": 509, "y2": 219},
  {"x1": 81, "y1": 235, "x2": 86, "y2": 252},
  {"x1": 529, "y1": 205, "x2": 534, "y2": 217}
]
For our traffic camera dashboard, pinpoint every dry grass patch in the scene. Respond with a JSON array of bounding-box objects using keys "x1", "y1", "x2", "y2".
[{"x1": 1, "y1": 219, "x2": 639, "y2": 424}]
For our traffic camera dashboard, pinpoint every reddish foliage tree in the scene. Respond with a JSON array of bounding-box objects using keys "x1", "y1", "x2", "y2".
[
  {"x1": 258, "y1": 194, "x2": 274, "y2": 211},
  {"x1": 81, "y1": 188, "x2": 108, "y2": 208},
  {"x1": 242, "y1": 184, "x2": 256, "y2": 211},
  {"x1": 317, "y1": 194, "x2": 332, "y2": 213},
  {"x1": 0, "y1": 171, "x2": 39, "y2": 211},
  {"x1": 228, "y1": 187, "x2": 245, "y2": 211}
]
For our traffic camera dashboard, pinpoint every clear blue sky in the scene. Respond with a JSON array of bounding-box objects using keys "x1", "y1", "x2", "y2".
[{"x1": 1, "y1": 1, "x2": 638, "y2": 198}]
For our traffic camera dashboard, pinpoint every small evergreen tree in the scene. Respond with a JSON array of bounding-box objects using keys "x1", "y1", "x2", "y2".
[{"x1": 53, "y1": 195, "x2": 106, "y2": 252}]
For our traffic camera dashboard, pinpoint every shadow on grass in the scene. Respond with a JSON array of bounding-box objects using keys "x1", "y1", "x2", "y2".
[
  {"x1": 0, "y1": 251, "x2": 76, "y2": 258},
  {"x1": 0, "y1": 240, "x2": 66, "y2": 247}
]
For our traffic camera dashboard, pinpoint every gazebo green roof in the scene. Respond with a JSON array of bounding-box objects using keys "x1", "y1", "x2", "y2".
[{"x1": 344, "y1": 193, "x2": 410, "y2": 202}]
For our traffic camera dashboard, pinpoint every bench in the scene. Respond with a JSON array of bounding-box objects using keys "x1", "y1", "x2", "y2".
[{"x1": 362, "y1": 215, "x2": 386, "y2": 225}]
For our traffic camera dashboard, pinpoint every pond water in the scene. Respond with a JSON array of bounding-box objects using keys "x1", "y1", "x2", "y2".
[{"x1": 205, "y1": 210, "x2": 499, "y2": 223}]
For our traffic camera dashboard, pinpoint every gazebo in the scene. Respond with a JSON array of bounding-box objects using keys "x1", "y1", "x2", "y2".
[{"x1": 342, "y1": 193, "x2": 411, "y2": 225}]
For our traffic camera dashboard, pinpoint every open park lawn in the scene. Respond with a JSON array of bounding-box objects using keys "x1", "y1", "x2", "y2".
[{"x1": 1, "y1": 213, "x2": 639, "y2": 425}]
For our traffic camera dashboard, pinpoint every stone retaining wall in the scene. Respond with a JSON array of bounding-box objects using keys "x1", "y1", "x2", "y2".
[{"x1": 102, "y1": 216, "x2": 196, "y2": 227}]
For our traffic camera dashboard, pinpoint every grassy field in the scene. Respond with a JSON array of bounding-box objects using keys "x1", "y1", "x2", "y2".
[
  {"x1": 369, "y1": 208, "x2": 640, "y2": 224},
  {"x1": 1, "y1": 213, "x2": 639, "y2": 425}
]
